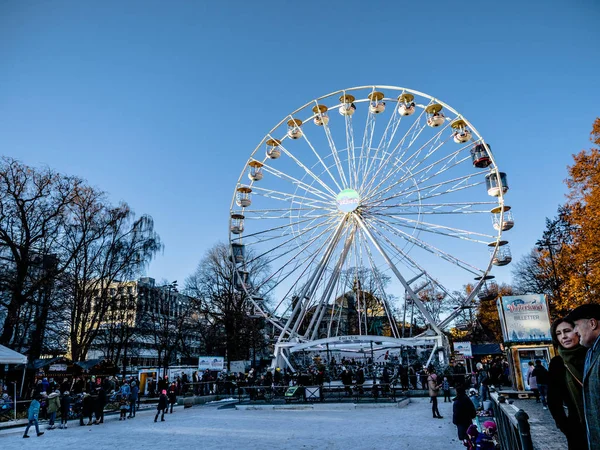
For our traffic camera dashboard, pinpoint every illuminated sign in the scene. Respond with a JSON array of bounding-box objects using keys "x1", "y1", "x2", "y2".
[
  {"x1": 336, "y1": 189, "x2": 360, "y2": 213},
  {"x1": 497, "y1": 294, "x2": 551, "y2": 343}
]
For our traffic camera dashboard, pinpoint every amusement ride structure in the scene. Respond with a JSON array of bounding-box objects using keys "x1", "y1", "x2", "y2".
[{"x1": 229, "y1": 85, "x2": 514, "y2": 371}]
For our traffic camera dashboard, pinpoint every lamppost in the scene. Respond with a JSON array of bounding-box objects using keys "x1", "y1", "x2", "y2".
[
  {"x1": 535, "y1": 239, "x2": 561, "y2": 302},
  {"x1": 162, "y1": 281, "x2": 178, "y2": 377}
]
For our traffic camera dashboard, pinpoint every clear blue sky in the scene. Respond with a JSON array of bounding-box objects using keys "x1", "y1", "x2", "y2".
[{"x1": 1, "y1": 0, "x2": 599, "y2": 292}]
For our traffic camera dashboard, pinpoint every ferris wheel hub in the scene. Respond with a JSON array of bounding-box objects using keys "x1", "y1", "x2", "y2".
[{"x1": 336, "y1": 188, "x2": 360, "y2": 213}]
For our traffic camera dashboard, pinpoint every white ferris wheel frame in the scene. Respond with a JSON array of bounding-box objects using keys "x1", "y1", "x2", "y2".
[{"x1": 228, "y1": 85, "x2": 509, "y2": 368}]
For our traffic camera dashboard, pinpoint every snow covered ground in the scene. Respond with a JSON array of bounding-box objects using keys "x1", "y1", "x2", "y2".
[{"x1": 1, "y1": 398, "x2": 464, "y2": 449}]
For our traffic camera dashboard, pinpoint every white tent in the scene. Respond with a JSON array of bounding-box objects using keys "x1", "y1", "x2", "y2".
[
  {"x1": 0, "y1": 344, "x2": 27, "y2": 419},
  {"x1": 0, "y1": 344, "x2": 27, "y2": 364}
]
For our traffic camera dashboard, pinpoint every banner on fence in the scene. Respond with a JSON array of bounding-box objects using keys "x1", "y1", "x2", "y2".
[{"x1": 198, "y1": 356, "x2": 225, "y2": 371}]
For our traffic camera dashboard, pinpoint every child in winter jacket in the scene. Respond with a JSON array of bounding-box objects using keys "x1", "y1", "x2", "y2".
[
  {"x1": 23, "y1": 396, "x2": 44, "y2": 438},
  {"x1": 119, "y1": 393, "x2": 129, "y2": 420}
]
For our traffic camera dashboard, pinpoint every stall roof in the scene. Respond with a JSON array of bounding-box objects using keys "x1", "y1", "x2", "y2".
[
  {"x1": 75, "y1": 359, "x2": 104, "y2": 370},
  {"x1": 0, "y1": 344, "x2": 27, "y2": 364},
  {"x1": 472, "y1": 343, "x2": 503, "y2": 356}
]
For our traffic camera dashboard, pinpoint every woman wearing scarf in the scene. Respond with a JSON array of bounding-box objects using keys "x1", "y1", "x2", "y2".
[{"x1": 548, "y1": 317, "x2": 588, "y2": 449}]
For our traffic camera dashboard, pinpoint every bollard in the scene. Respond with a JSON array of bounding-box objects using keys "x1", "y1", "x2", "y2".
[{"x1": 515, "y1": 409, "x2": 534, "y2": 450}]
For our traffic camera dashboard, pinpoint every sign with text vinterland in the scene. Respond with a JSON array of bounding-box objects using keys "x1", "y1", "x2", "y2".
[{"x1": 498, "y1": 294, "x2": 551, "y2": 343}]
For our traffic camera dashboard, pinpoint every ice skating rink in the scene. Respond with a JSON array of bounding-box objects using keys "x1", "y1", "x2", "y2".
[{"x1": 2, "y1": 398, "x2": 463, "y2": 449}]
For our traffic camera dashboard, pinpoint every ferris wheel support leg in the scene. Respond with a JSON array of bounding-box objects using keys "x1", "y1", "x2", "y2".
[
  {"x1": 305, "y1": 228, "x2": 355, "y2": 341},
  {"x1": 353, "y1": 214, "x2": 443, "y2": 336},
  {"x1": 284, "y1": 219, "x2": 347, "y2": 339},
  {"x1": 272, "y1": 345, "x2": 296, "y2": 373}
]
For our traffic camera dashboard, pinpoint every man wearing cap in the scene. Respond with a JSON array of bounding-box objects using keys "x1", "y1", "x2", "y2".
[{"x1": 567, "y1": 303, "x2": 600, "y2": 448}]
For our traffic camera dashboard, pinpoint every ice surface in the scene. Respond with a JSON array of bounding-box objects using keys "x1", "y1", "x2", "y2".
[{"x1": 2, "y1": 398, "x2": 464, "y2": 449}]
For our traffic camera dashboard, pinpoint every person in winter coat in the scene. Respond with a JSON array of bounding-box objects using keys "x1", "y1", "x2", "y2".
[
  {"x1": 168, "y1": 383, "x2": 177, "y2": 413},
  {"x1": 355, "y1": 367, "x2": 365, "y2": 395},
  {"x1": 155, "y1": 390, "x2": 168, "y2": 422},
  {"x1": 128, "y1": 381, "x2": 139, "y2": 418},
  {"x1": 452, "y1": 387, "x2": 476, "y2": 442},
  {"x1": 548, "y1": 317, "x2": 588, "y2": 449},
  {"x1": 527, "y1": 361, "x2": 538, "y2": 399},
  {"x1": 23, "y1": 395, "x2": 44, "y2": 438},
  {"x1": 81, "y1": 392, "x2": 94, "y2": 425},
  {"x1": 340, "y1": 367, "x2": 353, "y2": 396},
  {"x1": 531, "y1": 359, "x2": 550, "y2": 408},
  {"x1": 59, "y1": 391, "x2": 71, "y2": 429},
  {"x1": 474, "y1": 420, "x2": 498, "y2": 450},
  {"x1": 567, "y1": 303, "x2": 600, "y2": 449},
  {"x1": 46, "y1": 390, "x2": 61, "y2": 430},
  {"x1": 94, "y1": 385, "x2": 106, "y2": 425},
  {"x1": 427, "y1": 366, "x2": 443, "y2": 419}
]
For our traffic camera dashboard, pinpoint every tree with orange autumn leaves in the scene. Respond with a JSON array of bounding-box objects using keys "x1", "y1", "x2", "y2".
[{"x1": 513, "y1": 118, "x2": 600, "y2": 318}]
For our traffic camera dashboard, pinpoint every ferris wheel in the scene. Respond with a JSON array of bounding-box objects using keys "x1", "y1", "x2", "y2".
[{"x1": 229, "y1": 85, "x2": 514, "y2": 370}]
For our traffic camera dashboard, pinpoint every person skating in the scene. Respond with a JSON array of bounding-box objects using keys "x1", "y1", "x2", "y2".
[
  {"x1": 23, "y1": 395, "x2": 44, "y2": 438},
  {"x1": 155, "y1": 389, "x2": 168, "y2": 422}
]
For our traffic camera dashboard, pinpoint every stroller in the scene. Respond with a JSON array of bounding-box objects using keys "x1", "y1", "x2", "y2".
[{"x1": 69, "y1": 394, "x2": 83, "y2": 420}]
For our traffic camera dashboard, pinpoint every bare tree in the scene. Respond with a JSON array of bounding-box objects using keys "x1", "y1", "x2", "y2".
[
  {"x1": 0, "y1": 158, "x2": 82, "y2": 353},
  {"x1": 184, "y1": 243, "x2": 272, "y2": 369},
  {"x1": 62, "y1": 199, "x2": 162, "y2": 362}
]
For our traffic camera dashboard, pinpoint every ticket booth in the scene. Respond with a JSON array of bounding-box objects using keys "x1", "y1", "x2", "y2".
[
  {"x1": 509, "y1": 345, "x2": 554, "y2": 391},
  {"x1": 497, "y1": 294, "x2": 554, "y2": 392}
]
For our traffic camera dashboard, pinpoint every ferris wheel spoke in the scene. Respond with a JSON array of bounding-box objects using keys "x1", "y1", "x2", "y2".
[
  {"x1": 362, "y1": 117, "x2": 445, "y2": 201},
  {"x1": 260, "y1": 163, "x2": 333, "y2": 201},
  {"x1": 276, "y1": 141, "x2": 338, "y2": 197},
  {"x1": 369, "y1": 200, "x2": 497, "y2": 216},
  {"x1": 368, "y1": 215, "x2": 484, "y2": 275},
  {"x1": 255, "y1": 223, "x2": 338, "y2": 305},
  {"x1": 360, "y1": 99, "x2": 412, "y2": 194},
  {"x1": 353, "y1": 214, "x2": 443, "y2": 334},
  {"x1": 243, "y1": 216, "x2": 338, "y2": 262},
  {"x1": 360, "y1": 233, "x2": 400, "y2": 338},
  {"x1": 356, "y1": 108, "x2": 378, "y2": 190},
  {"x1": 378, "y1": 172, "x2": 485, "y2": 207},
  {"x1": 301, "y1": 131, "x2": 344, "y2": 192},
  {"x1": 379, "y1": 214, "x2": 495, "y2": 243},
  {"x1": 319, "y1": 112, "x2": 350, "y2": 188},
  {"x1": 305, "y1": 227, "x2": 356, "y2": 340},
  {"x1": 363, "y1": 146, "x2": 471, "y2": 206},
  {"x1": 241, "y1": 212, "x2": 336, "y2": 242},
  {"x1": 343, "y1": 114, "x2": 358, "y2": 188},
  {"x1": 360, "y1": 112, "x2": 428, "y2": 198}
]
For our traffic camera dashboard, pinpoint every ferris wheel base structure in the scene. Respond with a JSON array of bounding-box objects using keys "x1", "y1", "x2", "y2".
[
  {"x1": 229, "y1": 85, "x2": 514, "y2": 373},
  {"x1": 272, "y1": 334, "x2": 448, "y2": 373}
]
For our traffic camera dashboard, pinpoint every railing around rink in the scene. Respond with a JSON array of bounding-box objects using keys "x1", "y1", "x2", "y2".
[{"x1": 490, "y1": 390, "x2": 534, "y2": 450}]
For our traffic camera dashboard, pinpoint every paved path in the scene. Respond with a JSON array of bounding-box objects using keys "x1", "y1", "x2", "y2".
[
  {"x1": 505, "y1": 397, "x2": 568, "y2": 450},
  {"x1": 1, "y1": 398, "x2": 463, "y2": 449}
]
